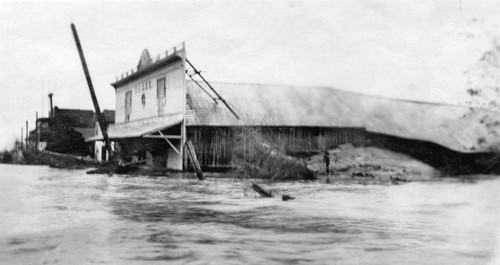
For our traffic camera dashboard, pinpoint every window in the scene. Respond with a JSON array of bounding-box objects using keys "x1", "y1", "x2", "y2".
[
  {"x1": 141, "y1": 94, "x2": 146, "y2": 107},
  {"x1": 157, "y1": 77, "x2": 166, "y2": 116},
  {"x1": 125, "y1": 90, "x2": 132, "y2": 122}
]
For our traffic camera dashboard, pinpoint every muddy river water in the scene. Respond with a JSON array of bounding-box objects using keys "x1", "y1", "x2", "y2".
[{"x1": 0, "y1": 164, "x2": 499, "y2": 264}]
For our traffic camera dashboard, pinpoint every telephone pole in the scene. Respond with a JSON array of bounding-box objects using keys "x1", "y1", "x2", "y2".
[
  {"x1": 20, "y1": 127, "x2": 23, "y2": 150},
  {"x1": 25, "y1": 120, "x2": 28, "y2": 149},
  {"x1": 71, "y1": 23, "x2": 116, "y2": 163}
]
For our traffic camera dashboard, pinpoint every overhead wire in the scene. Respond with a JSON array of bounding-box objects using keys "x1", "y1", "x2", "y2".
[
  {"x1": 185, "y1": 70, "x2": 218, "y2": 103},
  {"x1": 185, "y1": 59, "x2": 240, "y2": 119}
]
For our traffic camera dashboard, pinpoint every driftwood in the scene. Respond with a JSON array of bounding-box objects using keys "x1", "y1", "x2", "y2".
[
  {"x1": 251, "y1": 182, "x2": 273, "y2": 197},
  {"x1": 112, "y1": 159, "x2": 147, "y2": 174},
  {"x1": 250, "y1": 182, "x2": 296, "y2": 201}
]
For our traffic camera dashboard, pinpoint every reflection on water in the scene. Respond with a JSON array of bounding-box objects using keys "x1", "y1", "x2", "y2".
[{"x1": 0, "y1": 164, "x2": 499, "y2": 265}]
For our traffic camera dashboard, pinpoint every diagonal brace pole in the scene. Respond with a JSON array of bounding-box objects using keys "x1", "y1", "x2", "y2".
[{"x1": 158, "y1": 130, "x2": 180, "y2": 155}]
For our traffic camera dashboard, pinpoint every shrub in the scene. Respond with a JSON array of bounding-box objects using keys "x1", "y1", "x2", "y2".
[{"x1": 232, "y1": 128, "x2": 315, "y2": 180}]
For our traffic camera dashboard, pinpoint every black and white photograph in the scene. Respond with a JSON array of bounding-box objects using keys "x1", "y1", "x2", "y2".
[{"x1": 0, "y1": 0, "x2": 499, "y2": 264}]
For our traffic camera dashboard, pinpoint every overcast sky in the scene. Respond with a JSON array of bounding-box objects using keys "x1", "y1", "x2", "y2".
[{"x1": 1, "y1": 0, "x2": 499, "y2": 149}]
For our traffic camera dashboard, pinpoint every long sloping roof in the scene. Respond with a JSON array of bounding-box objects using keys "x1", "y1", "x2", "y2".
[{"x1": 185, "y1": 81, "x2": 500, "y2": 153}]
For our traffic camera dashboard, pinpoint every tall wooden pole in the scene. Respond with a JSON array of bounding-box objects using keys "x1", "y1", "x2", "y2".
[
  {"x1": 20, "y1": 127, "x2": 23, "y2": 150},
  {"x1": 70, "y1": 23, "x2": 115, "y2": 162},
  {"x1": 35, "y1": 112, "x2": 39, "y2": 151},
  {"x1": 25, "y1": 121, "x2": 28, "y2": 149}
]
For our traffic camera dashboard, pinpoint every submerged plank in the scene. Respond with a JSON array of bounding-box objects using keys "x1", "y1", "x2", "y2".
[{"x1": 251, "y1": 182, "x2": 273, "y2": 197}]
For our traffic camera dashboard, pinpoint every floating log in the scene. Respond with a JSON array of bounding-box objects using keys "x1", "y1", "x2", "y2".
[
  {"x1": 251, "y1": 182, "x2": 273, "y2": 197},
  {"x1": 186, "y1": 140, "x2": 204, "y2": 180},
  {"x1": 114, "y1": 160, "x2": 147, "y2": 174}
]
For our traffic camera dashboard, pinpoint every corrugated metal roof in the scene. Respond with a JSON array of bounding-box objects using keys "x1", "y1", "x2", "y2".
[{"x1": 185, "y1": 81, "x2": 500, "y2": 153}]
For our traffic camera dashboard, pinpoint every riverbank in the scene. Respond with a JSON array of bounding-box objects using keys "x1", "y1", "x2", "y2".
[
  {"x1": 1, "y1": 149, "x2": 99, "y2": 169},
  {"x1": 2, "y1": 146, "x2": 497, "y2": 185},
  {"x1": 305, "y1": 144, "x2": 442, "y2": 184}
]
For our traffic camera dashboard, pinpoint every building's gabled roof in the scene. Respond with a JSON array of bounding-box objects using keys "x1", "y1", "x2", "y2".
[
  {"x1": 111, "y1": 44, "x2": 185, "y2": 88},
  {"x1": 185, "y1": 81, "x2": 500, "y2": 153}
]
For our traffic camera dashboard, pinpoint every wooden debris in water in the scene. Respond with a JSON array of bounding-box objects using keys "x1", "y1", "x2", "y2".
[{"x1": 251, "y1": 182, "x2": 273, "y2": 197}]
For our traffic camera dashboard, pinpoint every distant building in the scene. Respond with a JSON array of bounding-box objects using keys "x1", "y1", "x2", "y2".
[
  {"x1": 29, "y1": 117, "x2": 52, "y2": 151},
  {"x1": 30, "y1": 107, "x2": 114, "y2": 157},
  {"x1": 87, "y1": 44, "x2": 500, "y2": 173},
  {"x1": 90, "y1": 110, "x2": 115, "y2": 162}
]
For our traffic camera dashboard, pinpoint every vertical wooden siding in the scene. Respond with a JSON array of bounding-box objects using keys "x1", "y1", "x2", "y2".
[{"x1": 187, "y1": 126, "x2": 367, "y2": 168}]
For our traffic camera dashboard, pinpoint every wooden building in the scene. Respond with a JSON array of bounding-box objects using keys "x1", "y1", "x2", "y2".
[
  {"x1": 87, "y1": 45, "x2": 187, "y2": 169},
  {"x1": 29, "y1": 107, "x2": 115, "y2": 159},
  {"x1": 29, "y1": 107, "x2": 98, "y2": 155},
  {"x1": 90, "y1": 110, "x2": 115, "y2": 162},
  {"x1": 88, "y1": 44, "x2": 500, "y2": 172}
]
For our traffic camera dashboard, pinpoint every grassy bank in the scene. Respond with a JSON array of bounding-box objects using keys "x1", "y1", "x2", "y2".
[{"x1": 231, "y1": 129, "x2": 316, "y2": 181}]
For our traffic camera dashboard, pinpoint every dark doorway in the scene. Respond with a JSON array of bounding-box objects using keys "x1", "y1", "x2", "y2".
[{"x1": 101, "y1": 146, "x2": 106, "y2": 161}]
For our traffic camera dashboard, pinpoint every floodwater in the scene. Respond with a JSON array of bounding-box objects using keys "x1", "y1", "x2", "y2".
[{"x1": 0, "y1": 164, "x2": 499, "y2": 265}]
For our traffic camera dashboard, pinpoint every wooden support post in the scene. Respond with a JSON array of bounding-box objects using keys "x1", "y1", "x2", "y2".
[
  {"x1": 185, "y1": 140, "x2": 204, "y2": 180},
  {"x1": 146, "y1": 150, "x2": 153, "y2": 166}
]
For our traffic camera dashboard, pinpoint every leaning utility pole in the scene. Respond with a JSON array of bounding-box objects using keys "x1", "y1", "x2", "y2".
[{"x1": 70, "y1": 23, "x2": 115, "y2": 163}]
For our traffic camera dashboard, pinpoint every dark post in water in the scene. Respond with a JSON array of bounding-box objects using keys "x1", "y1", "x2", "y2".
[{"x1": 25, "y1": 121, "x2": 28, "y2": 149}]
